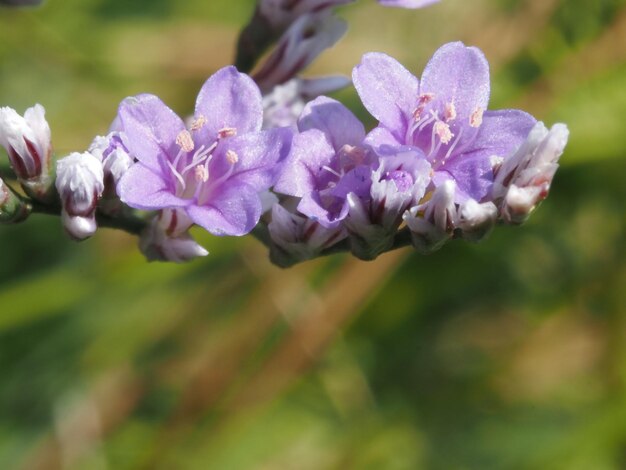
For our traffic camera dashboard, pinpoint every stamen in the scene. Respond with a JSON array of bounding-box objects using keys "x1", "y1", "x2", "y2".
[
  {"x1": 218, "y1": 127, "x2": 237, "y2": 139},
  {"x1": 194, "y1": 165, "x2": 209, "y2": 183},
  {"x1": 442, "y1": 126, "x2": 465, "y2": 162},
  {"x1": 434, "y1": 121, "x2": 453, "y2": 144},
  {"x1": 444, "y1": 102, "x2": 457, "y2": 122},
  {"x1": 470, "y1": 107, "x2": 484, "y2": 128},
  {"x1": 226, "y1": 150, "x2": 239, "y2": 165},
  {"x1": 176, "y1": 130, "x2": 194, "y2": 152},
  {"x1": 412, "y1": 93, "x2": 435, "y2": 121},
  {"x1": 322, "y1": 165, "x2": 342, "y2": 178},
  {"x1": 190, "y1": 115, "x2": 207, "y2": 131},
  {"x1": 167, "y1": 160, "x2": 186, "y2": 193}
]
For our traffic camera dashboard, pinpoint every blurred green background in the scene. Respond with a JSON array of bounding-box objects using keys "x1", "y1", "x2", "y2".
[{"x1": 1, "y1": 0, "x2": 625, "y2": 468}]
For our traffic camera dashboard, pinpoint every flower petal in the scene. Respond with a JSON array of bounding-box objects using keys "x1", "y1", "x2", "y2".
[
  {"x1": 118, "y1": 163, "x2": 189, "y2": 211},
  {"x1": 352, "y1": 52, "x2": 419, "y2": 138},
  {"x1": 274, "y1": 128, "x2": 336, "y2": 197},
  {"x1": 441, "y1": 109, "x2": 537, "y2": 201},
  {"x1": 420, "y1": 42, "x2": 490, "y2": 121},
  {"x1": 195, "y1": 66, "x2": 263, "y2": 141},
  {"x1": 297, "y1": 190, "x2": 348, "y2": 229},
  {"x1": 187, "y1": 180, "x2": 262, "y2": 236},
  {"x1": 297, "y1": 96, "x2": 365, "y2": 151},
  {"x1": 211, "y1": 127, "x2": 293, "y2": 192},
  {"x1": 117, "y1": 94, "x2": 185, "y2": 172}
]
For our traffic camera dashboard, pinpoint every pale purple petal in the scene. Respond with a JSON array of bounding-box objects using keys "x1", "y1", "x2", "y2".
[
  {"x1": 186, "y1": 180, "x2": 262, "y2": 236},
  {"x1": 420, "y1": 42, "x2": 490, "y2": 121},
  {"x1": 211, "y1": 127, "x2": 292, "y2": 191},
  {"x1": 364, "y1": 125, "x2": 403, "y2": 148},
  {"x1": 438, "y1": 108, "x2": 536, "y2": 201},
  {"x1": 297, "y1": 190, "x2": 348, "y2": 229},
  {"x1": 118, "y1": 94, "x2": 185, "y2": 172},
  {"x1": 195, "y1": 66, "x2": 263, "y2": 141},
  {"x1": 274, "y1": 129, "x2": 335, "y2": 197},
  {"x1": 118, "y1": 163, "x2": 189, "y2": 211},
  {"x1": 352, "y1": 53, "x2": 419, "y2": 138},
  {"x1": 298, "y1": 96, "x2": 365, "y2": 151}
]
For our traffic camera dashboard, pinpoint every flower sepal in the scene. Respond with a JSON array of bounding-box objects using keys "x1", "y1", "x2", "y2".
[{"x1": 0, "y1": 178, "x2": 30, "y2": 223}]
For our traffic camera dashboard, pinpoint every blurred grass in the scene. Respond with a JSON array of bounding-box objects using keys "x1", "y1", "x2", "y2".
[{"x1": 1, "y1": 0, "x2": 625, "y2": 469}]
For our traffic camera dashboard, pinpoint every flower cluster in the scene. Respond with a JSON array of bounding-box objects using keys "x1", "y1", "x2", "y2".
[{"x1": 0, "y1": 1, "x2": 568, "y2": 267}]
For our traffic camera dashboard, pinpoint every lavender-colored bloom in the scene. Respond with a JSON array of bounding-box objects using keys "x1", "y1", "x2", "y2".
[
  {"x1": 55, "y1": 152, "x2": 104, "y2": 240},
  {"x1": 258, "y1": 0, "x2": 353, "y2": 32},
  {"x1": 274, "y1": 96, "x2": 374, "y2": 228},
  {"x1": 117, "y1": 66, "x2": 292, "y2": 237},
  {"x1": 493, "y1": 122, "x2": 569, "y2": 224},
  {"x1": 253, "y1": 12, "x2": 347, "y2": 92},
  {"x1": 0, "y1": 104, "x2": 54, "y2": 201},
  {"x1": 353, "y1": 42, "x2": 537, "y2": 204},
  {"x1": 378, "y1": 0, "x2": 439, "y2": 8},
  {"x1": 262, "y1": 76, "x2": 351, "y2": 129}
]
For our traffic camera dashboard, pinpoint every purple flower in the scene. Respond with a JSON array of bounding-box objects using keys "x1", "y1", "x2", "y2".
[
  {"x1": 377, "y1": 0, "x2": 440, "y2": 8},
  {"x1": 353, "y1": 42, "x2": 537, "y2": 204},
  {"x1": 116, "y1": 66, "x2": 292, "y2": 237},
  {"x1": 274, "y1": 96, "x2": 375, "y2": 228}
]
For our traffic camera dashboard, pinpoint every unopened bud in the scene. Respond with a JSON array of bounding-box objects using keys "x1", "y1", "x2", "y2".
[
  {"x1": 0, "y1": 104, "x2": 54, "y2": 201},
  {"x1": 457, "y1": 199, "x2": 497, "y2": 242},
  {"x1": 404, "y1": 179, "x2": 456, "y2": 253},
  {"x1": 268, "y1": 202, "x2": 346, "y2": 267},
  {"x1": 494, "y1": 122, "x2": 568, "y2": 224},
  {"x1": 56, "y1": 152, "x2": 104, "y2": 240},
  {"x1": 253, "y1": 12, "x2": 347, "y2": 92},
  {"x1": 140, "y1": 215, "x2": 208, "y2": 263}
]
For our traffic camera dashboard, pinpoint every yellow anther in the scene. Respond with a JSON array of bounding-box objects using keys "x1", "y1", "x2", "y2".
[{"x1": 176, "y1": 130, "x2": 195, "y2": 152}]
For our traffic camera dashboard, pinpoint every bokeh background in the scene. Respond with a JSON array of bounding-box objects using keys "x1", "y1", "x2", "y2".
[{"x1": 1, "y1": 0, "x2": 625, "y2": 468}]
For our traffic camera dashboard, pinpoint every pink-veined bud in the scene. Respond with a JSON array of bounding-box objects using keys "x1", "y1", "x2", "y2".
[
  {"x1": 253, "y1": 12, "x2": 347, "y2": 92},
  {"x1": 156, "y1": 207, "x2": 194, "y2": 238},
  {"x1": 493, "y1": 122, "x2": 568, "y2": 224},
  {"x1": 258, "y1": 0, "x2": 353, "y2": 32},
  {"x1": 88, "y1": 132, "x2": 134, "y2": 215},
  {"x1": 55, "y1": 152, "x2": 104, "y2": 240},
  {"x1": 262, "y1": 76, "x2": 350, "y2": 129},
  {"x1": 0, "y1": 104, "x2": 54, "y2": 201},
  {"x1": 404, "y1": 179, "x2": 457, "y2": 253},
  {"x1": 0, "y1": 177, "x2": 30, "y2": 223},
  {"x1": 139, "y1": 215, "x2": 208, "y2": 263},
  {"x1": 268, "y1": 201, "x2": 346, "y2": 267},
  {"x1": 457, "y1": 199, "x2": 497, "y2": 243}
]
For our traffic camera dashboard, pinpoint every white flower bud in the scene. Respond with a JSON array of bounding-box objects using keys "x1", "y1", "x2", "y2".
[
  {"x1": 0, "y1": 104, "x2": 54, "y2": 201},
  {"x1": 139, "y1": 216, "x2": 208, "y2": 263},
  {"x1": 404, "y1": 179, "x2": 457, "y2": 253},
  {"x1": 269, "y1": 202, "x2": 346, "y2": 266},
  {"x1": 494, "y1": 122, "x2": 568, "y2": 224},
  {"x1": 457, "y1": 199, "x2": 497, "y2": 242},
  {"x1": 55, "y1": 152, "x2": 104, "y2": 240}
]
